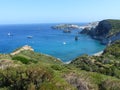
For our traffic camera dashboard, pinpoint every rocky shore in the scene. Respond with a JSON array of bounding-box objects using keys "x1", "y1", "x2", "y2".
[{"x1": 93, "y1": 51, "x2": 103, "y2": 56}]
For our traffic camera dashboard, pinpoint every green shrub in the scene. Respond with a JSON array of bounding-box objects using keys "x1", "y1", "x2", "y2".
[
  {"x1": 51, "y1": 65, "x2": 63, "y2": 71},
  {"x1": 12, "y1": 56, "x2": 30, "y2": 64},
  {"x1": 0, "y1": 65, "x2": 53, "y2": 90}
]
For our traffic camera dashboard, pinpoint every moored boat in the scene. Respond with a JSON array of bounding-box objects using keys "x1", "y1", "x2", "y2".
[{"x1": 27, "y1": 36, "x2": 33, "y2": 39}]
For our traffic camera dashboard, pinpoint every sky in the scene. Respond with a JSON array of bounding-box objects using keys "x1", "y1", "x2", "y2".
[{"x1": 0, "y1": 0, "x2": 120, "y2": 24}]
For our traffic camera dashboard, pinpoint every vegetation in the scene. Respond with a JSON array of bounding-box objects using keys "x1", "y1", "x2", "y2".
[
  {"x1": 12, "y1": 56, "x2": 30, "y2": 64},
  {"x1": 107, "y1": 19, "x2": 120, "y2": 36},
  {"x1": 0, "y1": 65, "x2": 53, "y2": 90},
  {"x1": 103, "y1": 40, "x2": 120, "y2": 59},
  {"x1": 0, "y1": 41, "x2": 120, "y2": 90},
  {"x1": 70, "y1": 40, "x2": 120, "y2": 79}
]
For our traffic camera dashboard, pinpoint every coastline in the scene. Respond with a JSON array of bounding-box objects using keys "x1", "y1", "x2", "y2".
[
  {"x1": 93, "y1": 51, "x2": 103, "y2": 56},
  {"x1": 65, "y1": 51, "x2": 104, "y2": 64},
  {"x1": 65, "y1": 61, "x2": 71, "y2": 64},
  {"x1": 10, "y1": 45, "x2": 104, "y2": 64}
]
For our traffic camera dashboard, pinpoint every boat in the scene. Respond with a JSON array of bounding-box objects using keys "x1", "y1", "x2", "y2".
[
  {"x1": 8, "y1": 33, "x2": 13, "y2": 36},
  {"x1": 27, "y1": 36, "x2": 33, "y2": 39},
  {"x1": 63, "y1": 42, "x2": 66, "y2": 45}
]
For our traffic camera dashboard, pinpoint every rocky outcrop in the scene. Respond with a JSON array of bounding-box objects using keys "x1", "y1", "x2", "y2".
[
  {"x1": 89, "y1": 20, "x2": 112, "y2": 40},
  {"x1": 79, "y1": 22, "x2": 99, "y2": 34},
  {"x1": 11, "y1": 45, "x2": 34, "y2": 55},
  {"x1": 101, "y1": 32, "x2": 120, "y2": 44},
  {"x1": 80, "y1": 19, "x2": 120, "y2": 44}
]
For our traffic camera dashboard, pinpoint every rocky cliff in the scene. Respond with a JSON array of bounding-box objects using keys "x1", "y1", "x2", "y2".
[{"x1": 80, "y1": 19, "x2": 120, "y2": 44}]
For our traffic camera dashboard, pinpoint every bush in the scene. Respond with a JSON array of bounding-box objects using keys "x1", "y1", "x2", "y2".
[
  {"x1": 51, "y1": 65, "x2": 63, "y2": 71},
  {"x1": 0, "y1": 65, "x2": 53, "y2": 90},
  {"x1": 100, "y1": 79, "x2": 120, "y2": 90},
  {"x1": 12, "y1": 56, "x2": 30, "y2": 64}
]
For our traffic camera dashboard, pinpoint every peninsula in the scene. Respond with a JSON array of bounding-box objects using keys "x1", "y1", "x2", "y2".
[{"x1": 80, "y1": 19, "x2": 120, "y2": 44}]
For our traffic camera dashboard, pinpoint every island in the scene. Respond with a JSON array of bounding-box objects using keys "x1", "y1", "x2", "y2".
[{"x1": 51, "y1": 24, "x2": 80, "y2": 30}]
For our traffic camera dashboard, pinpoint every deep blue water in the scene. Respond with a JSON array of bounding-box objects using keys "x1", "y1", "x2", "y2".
[{"x1": 0, "y1": 23, "x2": 105, "y2": 62}]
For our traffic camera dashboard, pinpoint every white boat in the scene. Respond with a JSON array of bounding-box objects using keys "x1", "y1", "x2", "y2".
[
  {"x1": 27, "y1": 36, "x2": 33, "y2": 38},
  {"x1": 8, "y1": 33, "x2": 13, "y2": 36},
  {"x1": 8, "y1": 33, "x2": 10, "y2": 36},
  {"x1": 63, "y1": 42, "x2": 66, "y2": 45}
]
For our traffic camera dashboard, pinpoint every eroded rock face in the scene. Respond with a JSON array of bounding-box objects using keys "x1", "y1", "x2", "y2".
[
  {"x1": 93, "y1": 20, "x2": 112, "y2": 36},
  {"x1": 89, "y1": 20, "x2": 112, "y2": 41},
  {"x1": 101, "y1": 32, "x2": 120, "y2": 44}
]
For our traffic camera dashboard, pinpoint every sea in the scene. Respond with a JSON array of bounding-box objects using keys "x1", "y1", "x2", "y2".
[{"x1": 0, "y1": 23, "x2": 105, "y2": 62}]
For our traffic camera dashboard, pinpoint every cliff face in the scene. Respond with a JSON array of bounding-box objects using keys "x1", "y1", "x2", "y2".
[
  {"x1": 102, "y1": 32, "x2": 120, "y2": 44},
  {"x1": 90, "y1": 20, "x2": 112, "y2": 38},
  {"x1": 80, "y1": 19, "x2": 120, "y2": 44}
]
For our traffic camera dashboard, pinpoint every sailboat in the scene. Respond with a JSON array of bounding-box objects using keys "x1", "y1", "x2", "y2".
[
  {"x1": 27, "y1": 35, "x2": 33, "y2": 39},
  {"x1": 8, "y1": 33, "x2": 13, "y2": 36},
  {"x1": 8, "y1": 33, "x2": 11, "y2": 36}
]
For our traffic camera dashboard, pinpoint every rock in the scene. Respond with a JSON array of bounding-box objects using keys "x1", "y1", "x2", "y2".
[
  {"x1": 80, "y1": 22, "x2": 99, "y2": 34},
  {"x1": 75, "y1": 36, "x2": 78, "y2": 41},
  {"x1": 80, "y1": 27, "x2": 93, "y2": 34},
  {"x1": 91, "y1": 20, "x2": 112, "y2": 37},
  {"x1": 63, "y1": 30, "x2": 71, "y2": 33}
]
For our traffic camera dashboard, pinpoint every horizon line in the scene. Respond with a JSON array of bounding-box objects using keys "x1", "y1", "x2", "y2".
[{"x1": 0, "y1": 22, "x2": 90, "y2": 25}]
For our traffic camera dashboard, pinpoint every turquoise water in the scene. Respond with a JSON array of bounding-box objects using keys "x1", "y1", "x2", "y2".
[{"x1": 0, "y1": 24, "x2": 105, "y2": 62}]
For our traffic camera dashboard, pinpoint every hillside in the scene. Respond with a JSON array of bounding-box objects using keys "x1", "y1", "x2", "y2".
[
  {"x1": 107, "y1": 19, "x2": 120, "y2": 36},
  {"x1": 0, "y1": 44, "x2": 120, "y2": 90},
  {"x1": 80, "y1": 19, "x2": 120, "y2": 44},
  {"x1": 70, "y1": 40, "x2": 120, "y2": 78}
]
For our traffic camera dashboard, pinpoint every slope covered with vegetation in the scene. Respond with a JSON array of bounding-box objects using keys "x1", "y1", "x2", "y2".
[
  {"x1": 70, "y1": 40, "x2": 120, "y2": 79},
  {"x1": 107, "y1": 19, "x2": 120, "y2": 36},
  {"x1": 0, "y1": 43, "x2": 120, "y2": 90}
]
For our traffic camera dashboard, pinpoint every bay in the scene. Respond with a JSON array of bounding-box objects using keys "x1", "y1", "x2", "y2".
[{"x1": 0, "y1": 23, "x2": 105, "y2": 62}]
